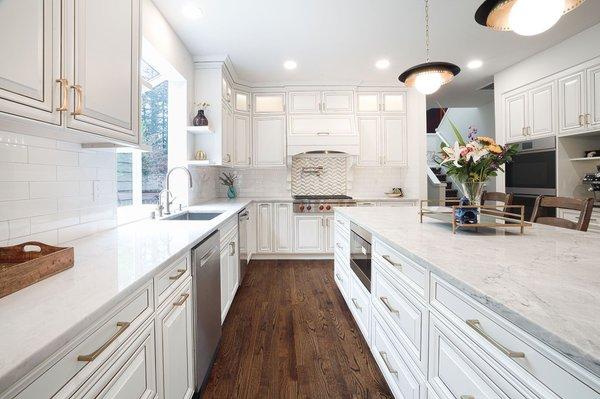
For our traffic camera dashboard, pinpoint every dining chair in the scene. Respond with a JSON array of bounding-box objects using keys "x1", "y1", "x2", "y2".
[{"x1": 530, "y1": 196, "x2": 594, "y2": 232}]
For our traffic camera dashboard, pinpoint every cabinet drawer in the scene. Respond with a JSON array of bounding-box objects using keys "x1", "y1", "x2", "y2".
[
  {"x1": 430, "y1": 275, "x2": 600, "y2": 398},
  {"x1": 372, "y1": 314, "x2": 425, "y2": 399},
  {"x1": 334, "y1": 213, "x2": 350, "y2": 237},
  {"x1": 74, "y1": 321, "x2": 157, "y2": 398},
  {"x1": 429, "y1": 314, "x2": 530, "y2": 399},
  {"x1": 373, "y1": 238, "x2": 427, "y2": 299},
  {"x1": 349, "y1": 274, "x2": 371, "y2": 343},
  {"x1": 333, "y1": 225, "x2": 349, "y2": 260},
  {"x1": 154, "y1": 254, "x2": 190, "y2": 306},
  {"x1": 220, "y1": 216, "x2": 238, "y2": 244},
  {"x1": 373, "y1": 262, "x2": 428, "y2": 374},
  {"x1": 334, "y1": 254, "x2": 350, "y2": 300},
  {"x1": 12, "y1": 283, "x2": 153, "y2": 399}
]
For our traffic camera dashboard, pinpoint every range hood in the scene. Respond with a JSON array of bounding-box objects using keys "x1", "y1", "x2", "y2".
[{"x1": 287, "y1": 115, "x2": 359, "y2": 156}]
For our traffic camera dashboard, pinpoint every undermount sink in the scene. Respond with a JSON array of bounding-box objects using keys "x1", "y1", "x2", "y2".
[{"x1": 162, "y1": 212, "x2": 223, "y2": 221}]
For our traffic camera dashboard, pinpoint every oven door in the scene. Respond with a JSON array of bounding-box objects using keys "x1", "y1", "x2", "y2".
[
  {"x1": 350, "y1": 224, "x2": 371, "y2": 292},
  {"x1": 506, "y1": 150, "x2": 556, "y2": 192}
]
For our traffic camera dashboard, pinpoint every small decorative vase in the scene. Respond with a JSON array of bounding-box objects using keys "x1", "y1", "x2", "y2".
[
  {"x1": 192, "y1": 110, "x2": 208, "y2": 126},
  {"x1": 227, "y1": 186, "x2": 237, "y2": 199},
  {"x1": 456, "y1": 181, "x2": 486, "y2": 224}
]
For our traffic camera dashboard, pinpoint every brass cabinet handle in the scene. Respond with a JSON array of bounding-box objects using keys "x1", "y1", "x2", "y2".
[
  {"x1": 335, "y1": 273, "x2": 343, "y2": 282},
  {"x1": 379, "y1": 351, "x2": 398, "y2": 376},
  {"x1": 586, "y1": 113, "x2": 591, "y2": 125},
  {"x1": 169, "y1": 268, "x2": 186, "y2": 280},
  {"x1": 579, "y1": 114, "x2": 585, "y2": 127},
  {"x1": 336, "y1": 243, "x2": 343, "y2": 249},
  {"x1": 382, "y1": 255, "x2": 402, "y2": 270},
  {"x1": 229, "y1": 241, "x2": 235, "y2": 256},
  {"x1": 71, "y1": 84, "x2": 83, "y2": 115},
  {"x1": 337, "y1": 220, "x2": 345, "y2": 225},
  {"x1": 173, "y1": 293, "x2": 190, "y2": 306},
  {"x1": 351, "y1": 298, "x2": 362, "y2": 311},
  {"x1": 466, "y1": 319, "x2": 525, "y2": 358},
  {"x1": 56, "y1": 79, "x2": 69, "y2": 111},
  {"x1": 77, "y1": 321, "x2": 130, "y2": 362},
  {"x1": 316, "y1": 132, "x2": 330, "y2": 136},
  {"x1": 380, "y1": 297, "x2": 400, "y2": 314},
  {"x1": 460, "y1": 396, "x2": 475, "y2": 399}
]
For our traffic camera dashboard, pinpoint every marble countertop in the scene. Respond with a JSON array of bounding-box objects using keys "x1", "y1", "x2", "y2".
[
  {"x1": 337, "y1": 206, "x2": 600, "y2": 376},
  {"x1": 0, "y1": 198, "x2": 251, "y2": 390}
]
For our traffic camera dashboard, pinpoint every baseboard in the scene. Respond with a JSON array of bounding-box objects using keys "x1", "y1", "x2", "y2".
[{"x1": 250, "y1": 253, "x2": 334, "y2": 260}]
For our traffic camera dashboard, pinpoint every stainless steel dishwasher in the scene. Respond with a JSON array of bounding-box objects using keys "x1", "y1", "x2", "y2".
[{"x1": 192, "y1": 231, "x2": 221, "y2": 392}]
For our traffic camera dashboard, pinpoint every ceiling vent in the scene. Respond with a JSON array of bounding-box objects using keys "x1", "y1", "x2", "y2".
[{"x1": 479, "y1": 82, "x2": 494, "y2": 91}]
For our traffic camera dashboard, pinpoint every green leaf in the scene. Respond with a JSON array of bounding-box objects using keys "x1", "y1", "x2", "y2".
[{"x1": 449, "y1": 119, "x2": 466, "y2": 146}]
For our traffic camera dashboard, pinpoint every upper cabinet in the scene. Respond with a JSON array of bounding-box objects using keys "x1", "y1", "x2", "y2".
[
  {"x1": 288, "y1": 91, "x2": 353, "y2": 114},
  {"x1": 0, "y1": 0, "x2": 141, "y2": 145},
  {"x1": 222, "y1": 77, "x2": 233, "y2": 107},
  {"x1": 253, "y1": 116, "x2": 286, "y2": 167},
  {"x1": 356, "y1": 93, "x2": 380, "y2": 113},
  {"x1": 503, "y1": 81, "x2": 556, "y2": 143},
  {"x1": 357, "y1": 92, "x2": 406, "y2": 114},
  {"x1": 382, "y1": 92, "x2": 407, "y2": 113},
  {"x1": 557, "y1": 62, "x2": 600, "y2": 137},
  {"x1": 235, "y1": 90, "x2": 251, "y2": 113},
  {"x1": 253, "y1": 93, "x2": 286, "y2": 114}
]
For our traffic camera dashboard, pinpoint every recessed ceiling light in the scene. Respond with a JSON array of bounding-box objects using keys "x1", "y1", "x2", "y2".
[
  {"x1": 182, "y1": 2, "x2": 204, "y2": 19},
  {"x1": 283, "y1": 60, "x2": 297, "y2": 70},
  {"x1": 375, "y1": 59, "x2": 391, "y2": 70},
  {"x1": 467, "y1": 59, "x2": 483, "y2": 69}
]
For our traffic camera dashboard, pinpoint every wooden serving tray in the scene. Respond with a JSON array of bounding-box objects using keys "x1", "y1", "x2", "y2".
[{"x1": 0, "y1": 241, "x2": 74, "y2": 299}]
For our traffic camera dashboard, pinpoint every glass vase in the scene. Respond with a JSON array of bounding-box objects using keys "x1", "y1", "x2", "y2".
[
  {"x1": 460, "y1": 181, "x2": 486, "y2": 206},
  {"x1": 227, "y1": 186, "x2": 237, "y2": 199},
  {"x1": 456, "y1": 181, "x2": 486, "y2": 224}
]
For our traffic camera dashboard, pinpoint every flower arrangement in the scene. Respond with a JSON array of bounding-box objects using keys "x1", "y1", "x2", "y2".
[
  {"x1": 436, "y1": 121, "x2": 518, "y2": 207},
  {"x1": 219, "y1": 172, "x2": 238, "y2": 199},
  {"x1": 195, "y1": 101, "x2": 211, "y2": 111}
]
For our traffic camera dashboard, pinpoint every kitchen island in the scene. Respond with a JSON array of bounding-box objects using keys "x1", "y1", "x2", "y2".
[{"x1": 334, "y1": 205, "x2": 600, "y2": 398}]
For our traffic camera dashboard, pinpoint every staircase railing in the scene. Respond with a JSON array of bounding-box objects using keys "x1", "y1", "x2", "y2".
[
  {"x1": 433, "y1": 128, "x2": 464, "y2": 198},
  {"x1": 427, "y1": 166, "x2": 446, "y2": 205}
]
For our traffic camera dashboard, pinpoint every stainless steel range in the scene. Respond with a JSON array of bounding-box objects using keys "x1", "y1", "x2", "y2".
[{"x1": 292, "y1": 195, "x2": 357, "y2": 213}]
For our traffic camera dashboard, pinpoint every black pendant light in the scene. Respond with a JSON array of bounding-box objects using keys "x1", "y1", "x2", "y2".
[
  {"x1": 399, "y1": 0, "x2": 460, "y2": 95},
  {"x1": 475, "y1": 0, "x2": 586, "y2": 36}
]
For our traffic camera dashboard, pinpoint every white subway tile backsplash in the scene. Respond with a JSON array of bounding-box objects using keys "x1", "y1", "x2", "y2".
[
  {"x1": 30, "y1": 211, "x2": 80, "y2": 234},
  {"x1": 0, "y1": 142, "x2": 28, "y2": 163},
  {"x1": 29, "y1": 181, "x2": 80, "y2": 199},
  {"x1": 0, "y1": 182, "x2": 29, "y2": 201},
  {"x1": 80, "y1": 205, "x2": 115, "y2": 223},
  {"x1": 58, "y1": 219, "x2": 116, "y2": 243},
  {"x1": 28, "y1": 147, "x2": 78, "y2": 166},
  {"x1": 79, "y1": 151, "x2": 114, "y2": 168},
  {"x1": 0, "y1": 131, "x2": 57, "y2": 149},
  {"x1": 0, "y1": 198, "x2": 57, "y2": 221},
  {"x1": 96, "y1": 167, "x2": 116, "y2": 181},
  {"x1": 8, "y1": 230, "x2": 58, "y2": 246},
  {"x1": 57, "y1": 166, "x2": 97, "y2": 181},
  {"x1": 0, "y1": 163, "x2": 57, "y2": 182},
  {"x1": 57, "y1": 195, "x2": 95, "y2": 212},
  {"x1": 8, "y1": 218, "x2": 30, "y2": 239}
]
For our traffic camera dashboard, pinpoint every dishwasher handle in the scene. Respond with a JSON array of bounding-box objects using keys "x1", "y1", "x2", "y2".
[{"x1": 199, "y1": 248, "x2": 216, "y2": 267}]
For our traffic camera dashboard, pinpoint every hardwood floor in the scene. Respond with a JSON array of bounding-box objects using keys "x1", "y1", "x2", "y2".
[{"x1": 200, "y1": 259, "x2": 392, "y2": 399}]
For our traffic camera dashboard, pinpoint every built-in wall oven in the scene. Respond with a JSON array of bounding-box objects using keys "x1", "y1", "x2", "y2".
[
  {"x1": 505, "y1": 137, "x2": 556, "y2": 220},
  {"x1": 350, "y1": 223, "x2": 372, "y2": 292}
]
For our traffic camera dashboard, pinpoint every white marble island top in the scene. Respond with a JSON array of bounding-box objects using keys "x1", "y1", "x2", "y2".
[
  {"x1": 0, "y1": 198, "x2": 251, "y2": 390},
  {"x1": 337, "y1": 206, "x2": 600, "y2": 376}
]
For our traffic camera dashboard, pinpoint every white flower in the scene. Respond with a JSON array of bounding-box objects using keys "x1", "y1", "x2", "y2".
[
  {"x1": 464, "y1": 142, "x2": 489, "y2": 163},
  {"x1": 441, "y1": 141, "x2": 463, "y2": 168}
]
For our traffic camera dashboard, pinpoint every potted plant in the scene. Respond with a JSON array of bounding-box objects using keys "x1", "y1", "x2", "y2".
[
  {"x1": 436, "y1": 123, "x2": 518, "y2": 219},
  {"x1": 219, "y1": 171, "x2": 239, "y2": 199},
  {"x1": 192, "y1": 102, "x2": 210, "y2": 126}
]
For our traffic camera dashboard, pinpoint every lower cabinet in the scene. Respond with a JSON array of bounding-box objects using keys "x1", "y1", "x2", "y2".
[
  {"x1": 256, "y1": 202, "x2": 294, "y2": 254},
  {"x1": 220, "y1": 228, "x2": 239, "y2": 323},
  {"x1": 293, "y1": 214, "x2": 335, "y2": 254},
  {"x1": 155, "y1": 279, "x2": 195, "y2": 399}
]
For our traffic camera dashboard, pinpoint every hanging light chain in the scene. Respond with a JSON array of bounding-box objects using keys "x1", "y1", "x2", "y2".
[{"x1": 424, "y1": 0, "x2": 430, "y2": 62}]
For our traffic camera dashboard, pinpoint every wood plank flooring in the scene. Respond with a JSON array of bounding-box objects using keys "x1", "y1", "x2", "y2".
[{"x1": 200, "y1": 260, "x2": 392, "y2": 399}]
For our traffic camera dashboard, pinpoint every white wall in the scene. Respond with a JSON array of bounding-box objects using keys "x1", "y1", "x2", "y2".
[
  {"x1": 0, "y1": 131, "x2": 117, "y2": 246},
  {"x1": 436, "y1": 105, "x2": 495, "y2": 144}
]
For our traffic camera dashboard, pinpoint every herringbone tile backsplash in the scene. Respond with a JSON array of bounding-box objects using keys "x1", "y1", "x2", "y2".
[{"x1": 291, "y1": 155, "x2": 348, "y2": 196}]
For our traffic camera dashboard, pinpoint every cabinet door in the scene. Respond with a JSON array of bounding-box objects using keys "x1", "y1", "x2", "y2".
[
  {"x1": 587, "y1": 64, "x2": 600, "y2": 130},
  {"x1": 156, "y1": 281, "x2": 194, "y2": 399},
  {"x1": 221, "y1": 104, "x2": 233, "y2": 165},
  {"x1": 558, "y1": 71, "x2": 586, "y2": 136},
  {"x1": 293, "y1": 215, "x2": 323, "y2": 253},
  {"x1": 382, "y1": 92, "x2": 406, "y2": 114},
  {"x1": 324, "y1": 215, "x2": 335, "y2": 253},
  {"x1": 289, "y1": 91, "x2": 320, "y2": 114},
  {"x1": 253, "y1": 93, "x2": 285, "y2": 114},
  {"x1": 382, "y1": 116, "x2": 407, "y2": 166},
  {"x1": 234, "y1": 90, "x2": 250, "y2": 113},
  {"x1": 322, "y1": 91, "x2": 354, "y2": 113},
  {"x1": 528, "y1": 82, "x2": 555, "y2": 138},
  {"x1": 233, "y1": 114, "x2": 251, "y2": 167},
  {"x1": 273, "y1": 203, "x2": 293, "y2": 252},
  {"x1": 357, "y1": 117, "x2": 380, "y2": 166},
  {"x1": 65, "y1": 0, "x2": 140, "y2": 143},
  {"x1": 504, "y1": 92, "x2": 528, "y2": 142},
  {"x1": 0, "y1": 0, "x2": 61, "y2": 125},
  {"x1": 228, "y1": 235, "x2": 239, "y2": 300},
  {"x1": 220, "y1": 246, "x2": 229, "y2": 319},
  {"x1": 256, "y1": 203, "x2": 272, "y2": 253},
  {"x1": 288, "y1": 115, "x2": 355, "y2": 136},
  {"x1": 253, "y1": 116, "x2": 286, "y2": 167},
  {"x1": 356, "y1": 93, "x2": 380, "y2": 113}
]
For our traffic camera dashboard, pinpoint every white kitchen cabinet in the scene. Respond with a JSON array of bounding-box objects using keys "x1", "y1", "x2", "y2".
[
  {"x1": 528, "y1": 82, "x2": 555, "y2": 138},
  {"x1": 586, "y1": 64, "x2": 600, "y2": 130},
  {"x1": 558, "y1": 71, "x2": 587, "y2": 136},
  {"x1": 322, "y1": 91, "x2": 354, "y2": 113},
  {"x1": 356, "y1": 93, "x2": 380, "y2": 113},
  {"x1": 253, "y1": 116, "x2": 286, "y2": 167},
  {"x1": 0, "y1": 0, "x2": 61, "y2": 126},
  {"x1": 233, "y1": 114, "x2": 251, "y2": 167},
  {"x1": 221, "y1": 104, "x2": 234, "y2": 165},
  {"x1": 504, "y1": 91, "x2": 528, "y2": 142},
  {"x1": 289, "y1": 92, "x2": 321, "y2": 114},
  {"x1": 222, "y1": 77, "x2": 232, "y2": 106},
  {"x1": 382, "y1": 92, "x2": 407, "y2": 114},
  {"x1": 155, "y1": 280, "x2": 194, "y2": 399},
  {"x1": 293, "y1": 215, "x2": 323, "y2": 253},
  {"x1": 357, "y1": 117, "x2": 380, "y2": 166},
  {"x1": 288, "y1": 115, "x2": 355, "y2": 137},
  {"x1": 324, "y1": 215, "x2": 335, "y2": 253},
  {"x1": 256, "y1": 203, "x2": 273, "y2": 253},
  {"x1": 288, "y1": 91, "x2": 353, "y2": 114},
  {"x1": 227, "y1": 234, "x2": 239, "y2": 303},
  {"x1": 219, "y1": 245, "x2": 229, "y2": 320},
  {"x1": 65, "y1": 0, "x2": 140, "y2": 143},
  {"x1": 234, "y1": 90, "x2": 250, "y2": 113},
  {"x1": 273, "y1": 203, "x2": 293, "y2": 252},
  {"x1": 253, "y1": 93, "x2": 285, "y2": 114},
  {"x1": 382, "y1": 116, "x2": 407, "y2": 166},
  {"x1": 220, "y1": 228, "x2": 239, "y2": 323}
]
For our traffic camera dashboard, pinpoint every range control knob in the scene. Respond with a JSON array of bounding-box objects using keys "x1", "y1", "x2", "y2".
[
  {"x1": 319, "y1": 205, "x2": 325, "y2": 211},
  {"x1": 325, "y1": 205, "x2": 331, "y2": 211},
  {"x1": 306, "y1": 205, "x2": 312, "y2": 211},
  {"x1": 299, "y1": 205, "x2": 305, "y2": 211}
]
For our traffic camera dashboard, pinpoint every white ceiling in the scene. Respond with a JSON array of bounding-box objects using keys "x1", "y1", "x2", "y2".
[{"x1": 152, "y1": 0, "x2": 600, "y2": 108}]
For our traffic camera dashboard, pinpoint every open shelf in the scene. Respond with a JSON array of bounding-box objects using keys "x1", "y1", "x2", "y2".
[
  {"x1": 186, "y1": 126, "x2": 212, "y2": 134},
  {"x1": 570, "y1": 156, "x2": 600, "y2": 162},
  {"x1": 187, "y1": 160, "x2": 211, "y2": 166}
]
